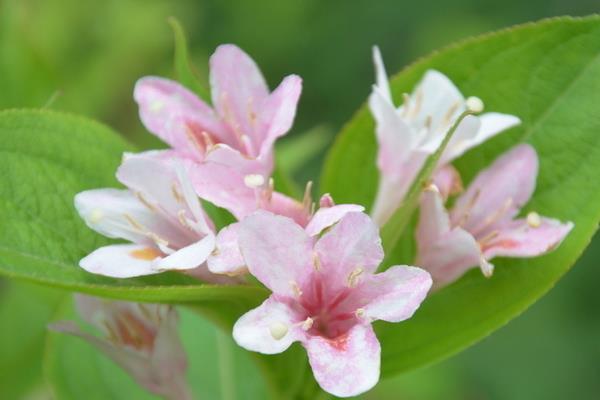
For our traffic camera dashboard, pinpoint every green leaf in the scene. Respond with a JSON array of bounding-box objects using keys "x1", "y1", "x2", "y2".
[
  {"x1": 0, "y1": 109, "x2": 267, "y2": 309},
  {"x1": 168, "y1": 17, "x2": 211, "y2": 101},
  {"x1": 45, "y1": 300, "x2": 269, "y2": 400},
  {"x1": 0, "y1": 280, "x2": 64, "y2": 399},
  {"x1": 321, "y1": 15, "x2": 600, "y2": 376}
]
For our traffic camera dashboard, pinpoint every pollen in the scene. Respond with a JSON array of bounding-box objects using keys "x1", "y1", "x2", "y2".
[
  {"x1": 301, "y1": 317, "x2": 314, "y2": 331},
  {"x1": 244, "y1": 174, "x2": 265, "y2": 188},
  {"x1": 130, "y1": 247, "x2": 162, "y2": 261},
  {"x1": 312, "y1": 252, "x2": 322, "y2": 271},
  {"x1": 466, "y1": 96, "x2": 484, "y2": 113},
  {"x1": 527, "y1": 211, "x2": 542, "y2": 228},
  {"x1": 269, "y1": 322, "x2": 289, "y2": 340}
]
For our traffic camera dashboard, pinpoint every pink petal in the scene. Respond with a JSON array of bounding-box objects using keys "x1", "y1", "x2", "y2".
[
  {"x1": 210, "y1": 44, "x2": 269, "y2": 155},
  {"x1": 417, "y1": 187, "x2": 482, "y2": 289},
  {"x1": 264, "y1": 192, "x2": 310, "y2": 227},
  {"x1": 483, "y1": 216, "x2": 573, "y2": 259},
  {"x1": 238, "y1": 211, "x2": 313, "y2": 297},
  {"x1": 207, "y1": 223, "x2": 246, "y2": 276},
  {"x1": 304, "y1": 324, "x2": 380, "y2": 398},
  {"x1": 204, "y1": 143, "x2": 270, "y2": 177},
  {"x1": 80, "y1": 244, "x2": 163, "y2": 278},
  {"x1": 305, "y1": 204, "x2": 365, "y2": 237},
  {"x1": 358, "y1": 266, "x2": 432, "y2": 322},
  {"x1": 190, "y1": 162, "x2": 256, "y2": 220},
  {"x1": 451, "y1": 144, "x2": 538, "y2": 234},
  {"x1": 233, "y1": 296, "x2": 303, "y2": 354},
  {"x1": 314, "y1": 212, "x2": 384, "y2": 289},
  {"x1": 256, "y1": 75, "x2": 302, "y2": 160},
  {"x1": 153, "y1": 234, "x2": 216, "y2": 271},
  {"x1": 134, "y1": 76, "x2": 230, "y2": 154}
]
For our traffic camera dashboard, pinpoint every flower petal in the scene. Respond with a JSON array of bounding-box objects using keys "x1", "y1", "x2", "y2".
[
  {"x1": 232, "y1": 296, "x2": 302, "y2": 354},
  {"x1": 304, "y1": 324, "x2": 380, "y2": 398},
  {"x1": 153, "y1": 234, "x2": 216, "y2": 271},
  {"x1": 238, "y1": 211, "x2": 313, "y2": 297},
  {"x1": 358, "y1": 266, "x2": 432, "y2": 322},
  {"x1": 483, "y1": 217, "x2": 573, "y2": 259},
  {"x1": 451, "y1": 144, "x2": 538, "y2": 234},
  {"x1": 134, "y1": 76, "x2": 230, "y2": 153},
  {"x1": 443, "y1": 112, "x2": 520, "y2": 163},
  {"x1": 210, "y1": 44, "x2": 269, "y2": 153},
  {"x1": 417, "y1": 187, "x2": 481, "y2": 289},
  {"x1": 372, "y1": 46, "x2": 392, "y2": 103},
  {"x1": 256, "y1": 74, "x2": 302, "y2": 160},
  {"x1": 207, "y1": 223, "x2": 246, "y2": 276},
  {"x1": 265, "y1": 192, "x2": 310, "y2": 227},
  {"x1": 305, "y1": 204, "x2": 365, "y2": 237},
  {"x1": 80, "y1": 244, "x2": 163, "y2": 278},
  {"x1": 315, "y1": 212, "x2": 384, "y2": 288}
]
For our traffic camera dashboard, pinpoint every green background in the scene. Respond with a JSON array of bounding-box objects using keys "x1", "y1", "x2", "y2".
[{"x1": 1, "y1": 0, "x2": 598, "y2": 399}]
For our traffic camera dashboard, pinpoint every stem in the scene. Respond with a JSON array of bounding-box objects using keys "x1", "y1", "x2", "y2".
[{"x1": 216, "y1": 329, "x2": 236, "y2": 400}]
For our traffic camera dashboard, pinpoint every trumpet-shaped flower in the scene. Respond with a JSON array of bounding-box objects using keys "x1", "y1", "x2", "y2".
[
  {"x1": 49, "y1": 296, "x2": 191, "y2": 400},
  {"x1": 75, "y1": 153, "x2": 223, "y2": 281},
  {"x1": 134, "y1": 44, "x2": 301, "y2": 179},
  {"x1": 207, "y1": 193, "x2": 365, "y2": 276},
  {"x1": 416, "y1": 144, "x2": 573, "y2": 289},
  {"x1": 232, "y1": 211, "x2": 431, "y2": 397},
  {"x1": 369, "y1": 46, "x2": 521, "y2": 225}
]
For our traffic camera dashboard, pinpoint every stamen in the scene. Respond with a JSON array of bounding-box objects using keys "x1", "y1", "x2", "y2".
[
  {"x1": 124, "y1": 214, "x2": 169, "y2": 247},
  {"x1": 527, "y1": 211, "x2": 541, "y2": 228},
  {"x1": 303, "y1": 181, "x2": 313, "y2": 211},
  {"x1": 135, "y1": 191, "x2": 157, "y2": 212},
  {"x1": 424, "y1": 115, "x2": 432, "y2": 131},
  {"x1": 355, "y1": 308, "x2": 365, "y2": 318},
  {"x1": 244, "y1": 174, "x2": 265, "y2": 189},
  {"x1": 481, "y1": 197, "x2": 513, "y2": 230},
  {"x1": 301, "y1": 317, "x2": 314, "y2": 331},
  {"x1": 269, "y1": 322, "x2": 289, "y2": 340},
  {"x1": 177, "y1": 210, "x2": 194, "y2": 230},
  {"x1": 171, "y1": 183, "x2": 185, "y2": 204},
  {"x1": 347, "y1": 267, "x2": 364, "y2": 288},
  {"x1": 457, "y1": 188, "x2": 481, "y2": 227},
  {"x1": 411, "y1": 88, "x2": 423, "y2": 117},
  {"x1": 401, "y1": 93, "x2": 411, "y2": 116},
  {"x1": 478, "y1": 230, "x2": 500, "y2": 248},
  {"x1": 466, "y1": 96, "x2": 484, "y2": 113},
  {"x1": 443, "y1": 102, "x2": 460, "y2": 124},
  {"x1": 290, "y1": 281, "x2": 303, "y2": 297},
  {"x1": 312, "y1": 252, "x2": 322, "y2": 271},
  {"x1": 200, "y1": 131, "x2": 215, "y2": 149},
  {"x1": 480, "y1": 256, "x2": 494, "y2": 278}
]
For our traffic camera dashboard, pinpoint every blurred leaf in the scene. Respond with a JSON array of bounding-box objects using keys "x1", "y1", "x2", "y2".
[
  {"x1": 0, "y1": 110, "x2": 267, "y2": 312},
  {"x1": 321, "y1": 15, "x2": 600, "y2": 376},
  {"x1": 168, "y1": 17, "x2": 211, "y2": 101},
  {"x1": 0, "y1": 280, "x2": 64, "y2": 399},
  {"x1": 45, "y1": 301, "x2": 269, "y2": 400},
  {"x1": 275, "y1": 125, "x2": 331, "y2": 175}
]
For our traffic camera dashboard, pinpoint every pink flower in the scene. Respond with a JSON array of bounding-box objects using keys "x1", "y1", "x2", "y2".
[
  {"x1": 207, "y1": 194, "x2": 364, "y2": 277},
  {"x1": 49, "y1": 295, "x2": 191, "y2": 400},
  {"x1": 134, "y1": 44, "x2": 301, "y2": 170},
  {"x1": 368, "y1": 46, "x2": 521, "y2": 225},
  {"x1": 134, "y1": 44, "x2": 304, "y2": 222},
  {"x1": 75, "y1": 153, "x2": 227, "y2": 282},
  {"x1": 416, "y1": 144, "x2": 574, "y2": 289},
  {"x1": 232, "y1": 211, "x2": 432, "y2": 397}
]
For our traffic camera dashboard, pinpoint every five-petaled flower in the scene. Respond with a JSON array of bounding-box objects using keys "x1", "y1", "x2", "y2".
[
  {"x1": 416, "y1": 144, "x2": 573, "y2": 289},
  {"x1": 135, "y1": 44, "x2": 304, "y2": 222},
  {"x1": 232, "y1": 211, "x2": 432, "y2": 397},
  {"x1": 75, "y1": 152, "x2": 229, "y2": 282},
  {"x1": 49, "y1": 295, "x2": 191, "y2": 400},
  {"x1": 368, "y1": 46, "x2": 521, "y2": 225}
]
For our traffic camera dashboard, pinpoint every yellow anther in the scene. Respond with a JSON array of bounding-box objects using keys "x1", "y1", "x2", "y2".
[
  {"x1": 269, "y1": 322, "x2": 289, "y2": 340},
  {"x1": 347, "y1": 267, "x2": 364, "y2": 288},
  {"x1": 301, "y1": 317, "x2": 314, "y2": 331},
  {"x1": 527, "y1": 212, "x2": 542, "y2": 228}
]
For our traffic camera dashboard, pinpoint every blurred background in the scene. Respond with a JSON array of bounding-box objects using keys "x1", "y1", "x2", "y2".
[{"x1": 1, "y1": 0, "x2": 599, "y2": 399}]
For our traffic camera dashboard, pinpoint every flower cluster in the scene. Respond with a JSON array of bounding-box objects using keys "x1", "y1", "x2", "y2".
[{"x1": 53, "y1": 44, "x2": 573, "y2": 398}]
